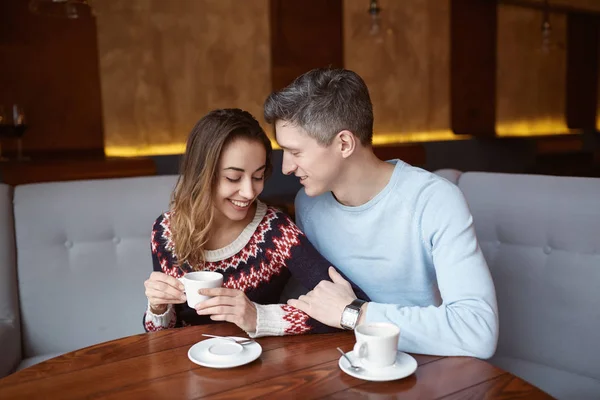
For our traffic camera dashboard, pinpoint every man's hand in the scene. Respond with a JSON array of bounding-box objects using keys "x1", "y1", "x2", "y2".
[
  {"x1": 287, "y1": 267, "x2": 359, "y2": 328},
  {"x1": 195, "y1": 288, "x2": 257, "y2": 332}
]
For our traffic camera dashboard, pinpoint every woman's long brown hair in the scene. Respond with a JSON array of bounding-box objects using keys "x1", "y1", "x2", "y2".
[{"x1": 170, "y1": 109, "x2": 272, "y2": 269}]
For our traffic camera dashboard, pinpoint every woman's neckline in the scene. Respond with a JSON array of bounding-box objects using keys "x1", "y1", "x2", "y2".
[{"x1": 204, "y1": 201, "x2": 267, "y2": 262}]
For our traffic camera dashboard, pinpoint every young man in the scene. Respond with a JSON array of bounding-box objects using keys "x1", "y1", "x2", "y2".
[{"x1": 264, "y1": 68, "x2": 498, "y2": 359}]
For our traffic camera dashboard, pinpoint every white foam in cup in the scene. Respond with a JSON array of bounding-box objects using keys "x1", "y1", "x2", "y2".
[
  {"x1": 179, "y1": 271, "x2": 223, "y2": 308},
  {"x1": 353, "y1": 322, "x2": 400, "y2": 369}
]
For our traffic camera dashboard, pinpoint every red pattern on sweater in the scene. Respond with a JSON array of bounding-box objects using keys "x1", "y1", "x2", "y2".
[
  {"x1": 144, "y1": 313, "x2": 176, "y2": 331},
  {"x1": 281, "y1": 304, "x2": 311, "y2": 334},
  {"x1": 145, "y1": 206, "x2": 321, "y2": 335}
]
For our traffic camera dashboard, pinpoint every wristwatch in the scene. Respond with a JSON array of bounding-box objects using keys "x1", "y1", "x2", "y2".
[{"x1": 340, "y1": 299, "x2": 366, "y2": 330}]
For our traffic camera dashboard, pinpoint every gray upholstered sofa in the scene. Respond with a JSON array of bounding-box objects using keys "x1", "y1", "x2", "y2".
[
  {"x1": 1, "y1": 171, "x2": 599, "y2": 399},
  {"x1": 0, "y1": 176, "x2": 179, "y2": 375},
  {"x1": 436, "y1": 169, "x2": 600, "y2": 400}
]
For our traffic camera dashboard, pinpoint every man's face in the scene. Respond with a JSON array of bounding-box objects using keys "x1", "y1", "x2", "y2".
[{"x1": 275, "y1": 121, "x2": 341, "y2": 197}]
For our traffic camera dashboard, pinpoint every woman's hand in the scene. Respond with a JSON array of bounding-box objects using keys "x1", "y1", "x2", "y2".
[
  {"x1": 195, "y1": 288, "x2": 257, "y2": 332},
  {"x1": 144, "y1": 271, "x2": 186, "y2": 314}
]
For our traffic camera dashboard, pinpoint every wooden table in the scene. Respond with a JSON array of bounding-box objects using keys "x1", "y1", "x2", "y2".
[{"x1": 0, "y1": 323, "x2": 552, "y2": 399}]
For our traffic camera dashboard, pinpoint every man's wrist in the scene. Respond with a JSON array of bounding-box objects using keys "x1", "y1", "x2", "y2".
[{"x1": 356, "y1": 302, "x2": 368, "y2": 325}]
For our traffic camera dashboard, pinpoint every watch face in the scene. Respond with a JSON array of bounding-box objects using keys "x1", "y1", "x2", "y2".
[{"x1": 341, "y1": 307, "x2": 359, "y2": 329}]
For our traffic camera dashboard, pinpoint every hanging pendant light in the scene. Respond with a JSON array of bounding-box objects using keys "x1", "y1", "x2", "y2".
[
  {"x1": 540, "y1": 0, "x2": 552, "y2": 54},
  {"x1": 368, "y1": 0, "x2": 382, "y2": 36}
]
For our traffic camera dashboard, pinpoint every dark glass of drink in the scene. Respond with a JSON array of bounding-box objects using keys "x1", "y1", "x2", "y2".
[{"x1": 0, "y1": 106, "x2": 10, "y2": 161}]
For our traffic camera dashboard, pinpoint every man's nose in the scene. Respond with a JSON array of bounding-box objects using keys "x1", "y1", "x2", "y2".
[{"x1": 281, "y1": 152, "x2": 297, "y2": 176}]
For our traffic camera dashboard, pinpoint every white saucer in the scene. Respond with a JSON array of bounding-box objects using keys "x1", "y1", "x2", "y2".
[
  {"x1": 188, "y1": 337, "x2": 262, "y2": 369},
  {"x1": 338, "y1": 350, "x2": 418, "y2": 381}
]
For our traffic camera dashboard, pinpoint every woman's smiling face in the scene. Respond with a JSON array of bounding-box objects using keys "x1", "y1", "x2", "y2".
[{"x1": 213, "y1": 138, "x2": 267, "y2": 222}]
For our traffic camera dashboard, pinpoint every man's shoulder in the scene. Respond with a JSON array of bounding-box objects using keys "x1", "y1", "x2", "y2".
[
  {"x1": 387, "y1": 164, "x2": 466, "y2": 220},
  {"x1": 392, "y1": 163, "x2": 458, "y2": 197},
  {"x1": 400, "y1": 160, "x2": 458, "y2": 187},
  {"x1": 401, "y1": 169, "x2": 469, "y2": 225}
]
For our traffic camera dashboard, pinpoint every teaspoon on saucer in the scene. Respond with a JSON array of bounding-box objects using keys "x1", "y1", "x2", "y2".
[
  {"x1": 202, "y1": 334, "x2": 255, "y2": 345},
  {"x1": 336, "y1": 347, "x2": 362, "y2": 371}
]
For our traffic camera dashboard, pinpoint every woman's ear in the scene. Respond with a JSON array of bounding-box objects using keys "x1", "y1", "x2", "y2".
[{"x1": 337, "y1": 130, "x2": 356, "y2": 159}]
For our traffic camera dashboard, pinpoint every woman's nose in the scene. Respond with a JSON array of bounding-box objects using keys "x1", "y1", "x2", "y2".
[{"x1": 239, "y1": 180, "x2": 255, "y2": 199}]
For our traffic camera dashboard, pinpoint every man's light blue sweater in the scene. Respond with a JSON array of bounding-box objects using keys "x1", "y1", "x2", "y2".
[{"x1": 295, "y1": 160, "x2": 499, "y2": 358}]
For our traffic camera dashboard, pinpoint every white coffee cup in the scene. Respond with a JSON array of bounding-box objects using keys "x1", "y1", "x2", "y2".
[
  {"x1": 353, "y1": 322, "x2": 400, "y2": 369},
  {"x1": 179, "y1": 271, "x2": 223, "y2": 308}
]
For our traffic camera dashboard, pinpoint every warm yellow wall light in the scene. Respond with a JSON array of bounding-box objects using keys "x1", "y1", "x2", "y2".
[
  {"x1": 105, "y1": 143, "x2": 187, "y2": 157},
  {"x1": 104, "y1": 119, "x2": 577, "y2": 157},
  {"x1": 496, "y1": 119, "x2": 573, "y2": 137},
  {"x1": 372, "y1": 130, "x2": 470, "y2": 145}
]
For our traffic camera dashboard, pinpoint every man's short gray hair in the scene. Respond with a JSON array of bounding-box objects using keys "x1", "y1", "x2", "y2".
[{"x1": 264, "y1": 68, "x2": 374, "y2": 146}]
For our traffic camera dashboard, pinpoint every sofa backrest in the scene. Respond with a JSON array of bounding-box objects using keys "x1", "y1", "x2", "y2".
[
  {"x1": 433, "y1": 168, "x2": 462, "y2": 185},
  {"x1": 0, "y1": 183, "x2": 20, "y2": 375},
  {"x1": 13, "y1": 175, "x2": 178, "y2": 357},
  {"x1": 457, "y1": 172, "x2": 600, "y2": 381}
]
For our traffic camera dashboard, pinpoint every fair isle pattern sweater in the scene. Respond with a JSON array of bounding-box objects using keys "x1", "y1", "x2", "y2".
[{"x1": 144, "y1": 201, "x2": 370, "y2": 337}]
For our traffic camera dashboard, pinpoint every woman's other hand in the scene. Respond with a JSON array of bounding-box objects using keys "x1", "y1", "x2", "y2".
[
  {"x1": 144, "y1": 271, "x2": 186, "y2": 314},
  {"x1": 195, "y1": 288, "x2": 257, "y2": 332}
]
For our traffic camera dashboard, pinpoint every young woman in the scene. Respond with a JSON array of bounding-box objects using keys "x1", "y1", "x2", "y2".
[{"x1": 143, "y1": 108, "x2": 369, "y2": 337}]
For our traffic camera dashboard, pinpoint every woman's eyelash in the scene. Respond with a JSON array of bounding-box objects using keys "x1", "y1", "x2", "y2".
[{"x1": 226, "y1": 176, "x2": 264, "y2": 182}]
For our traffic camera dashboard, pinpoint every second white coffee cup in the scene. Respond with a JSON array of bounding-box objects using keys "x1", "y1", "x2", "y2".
[
  {"x1": 179, "y1": 271, "x2": 223, "y2": 308},
  {"x1": 353, "y1": 322, "x2": 400, "y2": 369}
]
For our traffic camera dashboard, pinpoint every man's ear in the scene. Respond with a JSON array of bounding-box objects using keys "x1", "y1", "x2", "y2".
[{"x1": 337, "y1": 130, "x2": 356, "y2": 159}]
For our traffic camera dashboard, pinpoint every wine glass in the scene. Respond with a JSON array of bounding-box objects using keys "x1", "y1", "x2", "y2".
[
  {"x1": 12, "y1": 104, "x2": 30, "y2": 161},
  {"x1": 0, "y1": 106, "x2": 10, "y2": 161}
]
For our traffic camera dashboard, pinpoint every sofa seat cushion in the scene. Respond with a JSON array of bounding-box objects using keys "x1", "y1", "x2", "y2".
[
  {"x1": 491, "y1": 356, "x2": 600, "y2": 400},
  {"x1": 16, "y1": 352, "x2": 64, "y2": 372}
]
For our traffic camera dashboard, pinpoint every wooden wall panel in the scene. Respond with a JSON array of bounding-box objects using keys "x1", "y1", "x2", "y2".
[
  {"x1": 450, "y1": 0, "x2": 497, "y2": 136},
  {"x1": 496, "y1": 4, "x2": 568, "y2": 135},
  {"x1": 344, "y1": 0, "x2": 452, "y2": 139},
  {"x1": 270, "y1": 0, "x2": 343, "y2": 91},
  {"x1": 566, "y1": 13, "x2": 598, "y2": 130},
  {"x1": 95, "y1": 0, "x2": 271, "y2": 156},
  {"x1": 0, "y1": 0, "x2": 104, "y2": 156}
]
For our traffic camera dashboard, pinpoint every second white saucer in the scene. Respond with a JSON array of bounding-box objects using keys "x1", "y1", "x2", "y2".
[
  {"x1": 338, "y1": 350, "x2": 417, "y2": 381},
  {"x1": 188, "y1": 337, "x2": 262, "y2": 369}
]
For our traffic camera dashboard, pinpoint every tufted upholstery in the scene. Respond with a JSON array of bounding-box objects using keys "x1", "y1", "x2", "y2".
[
  {"x1": 12, "y1": 176, "x2": 178, "y2": 367},
  {"x1": 456, "y1": 172, "x2": 600, "y2": 400}
]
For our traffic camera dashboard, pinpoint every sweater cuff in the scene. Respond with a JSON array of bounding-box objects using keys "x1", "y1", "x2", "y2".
[
  {"x1": 144, "y1": 302, "x2": 176, "y2": 331},
  {"x1": 363, "y1": 301, "x2": 384, "y2": 324},
  {"x1": 247, "y1": 303, "x2": 287, "y2": 338}
]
